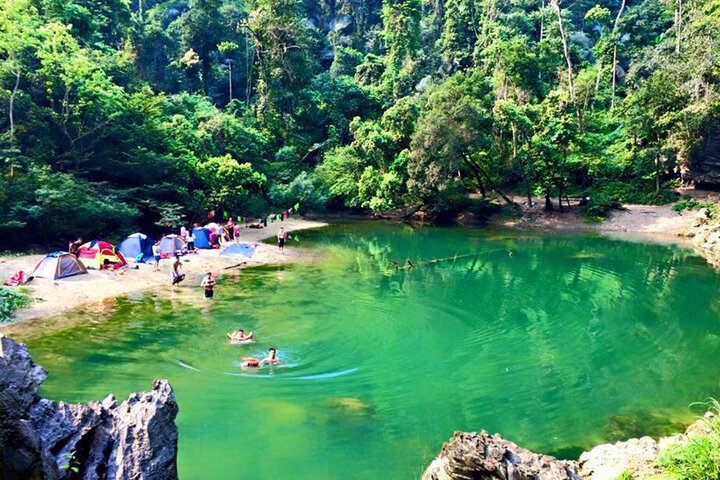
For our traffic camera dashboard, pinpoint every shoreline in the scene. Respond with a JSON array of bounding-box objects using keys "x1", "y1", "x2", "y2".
[
  {"x1": 0, "y1": 203, "x2": 711, "y2": 333},
  {"x1": 0, "y1": 218, "x2": 327, "y2": 334}
]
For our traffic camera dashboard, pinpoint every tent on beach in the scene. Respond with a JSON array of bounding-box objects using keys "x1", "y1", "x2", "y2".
[
  {"x1": 32, "y1": 252, "x2": 88, "y2": 280},
  {"x1": 220, "y1": 243, "x2": 256, "y2": 258},
  {"x1": 117, "y1": 233, "x2": 154, "y2": 262},
  {"x1": 78, "y1": 241, "x2": 127, "y2": 269},
  {"x1": 192, "y1": 227, "x2": 212, "y2": 249},
  {"x1": 158, "y1": 234, "x2": 186, "y2": 257}
]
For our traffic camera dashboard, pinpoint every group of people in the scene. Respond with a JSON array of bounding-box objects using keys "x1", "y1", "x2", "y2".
[{"x1": 226, "y1": 329, "x2": 282, "y2": 369}]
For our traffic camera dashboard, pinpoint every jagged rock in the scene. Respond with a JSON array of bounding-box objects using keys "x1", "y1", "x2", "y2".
[
  {"x1": 421, "y1": 430, "x2": 581, "y2": 480},
  {"x1": 0, "y1": 334, "x2": 178, "y2": 480}
]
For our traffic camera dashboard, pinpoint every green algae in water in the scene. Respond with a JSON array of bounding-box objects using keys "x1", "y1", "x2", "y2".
[{"x1": 25, "y1": 224, "x2": 720, "y2": 479}]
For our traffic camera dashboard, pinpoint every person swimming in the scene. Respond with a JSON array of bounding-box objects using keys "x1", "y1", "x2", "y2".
[
  {"x1": 241, "y1": 347, "x2": 280, "y2": 368},
  {"x1": 227, "y1": 329, "x2": 254, "y2": 343}
]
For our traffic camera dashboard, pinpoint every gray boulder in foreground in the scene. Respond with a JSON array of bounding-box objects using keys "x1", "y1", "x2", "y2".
[
  {"x1": 0, "y1": 334, "x2": 178, "y2": 480},
  {"x1": 422, "y1": 430, "x2": 582, "y2": 480}
]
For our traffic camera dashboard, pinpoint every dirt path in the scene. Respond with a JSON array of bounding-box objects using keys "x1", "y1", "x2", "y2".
[{"x1": 0, "y1": 218, "x2": 326, "y2": 328}]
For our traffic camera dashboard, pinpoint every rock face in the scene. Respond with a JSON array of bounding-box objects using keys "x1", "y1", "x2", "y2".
[
  {"x1": 683, "y1": 130, "x2": 720, "y2": 186},
  {"x1": 0, "y1": 334, "x2": 179, "y2": 480},
  {"x1": 683, "y1": 208, "x2": 720, "y2": 266},
  {"x1": 421, "y1": 431, "x2": 582, "y2": 480}
]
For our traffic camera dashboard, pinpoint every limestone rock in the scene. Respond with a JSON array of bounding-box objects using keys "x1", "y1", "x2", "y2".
[
  {"x1": 0, "y1": 334, "x2": 179, "y2": 480},
  {"x1": 578, "y1": 414, "x2": 716, "y2": 480},
  {"x1": 421, "y1": 430, "x2": 581, "y2": 480}
]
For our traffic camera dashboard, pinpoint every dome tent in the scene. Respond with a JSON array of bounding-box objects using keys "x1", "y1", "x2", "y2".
[
  {"x1": 158, "y1": 234, "x2": 186, "y2": 256},
  {"x1": 191, "y1": 227, "x2": 211, "y2": 249},
  {"x1": 117, "y1": 233, "x2": 154, "y2": 262},
  {"x1": 78, "y1": 240, "x2": 127, "y2": 269},
  {"x1": 32, "y1": 252, "x2": 88, "y2": 280}
]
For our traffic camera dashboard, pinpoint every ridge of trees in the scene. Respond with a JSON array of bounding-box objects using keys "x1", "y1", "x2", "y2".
[{"x1": 1, "y1": 0, "x2": 718, "y2": 247}]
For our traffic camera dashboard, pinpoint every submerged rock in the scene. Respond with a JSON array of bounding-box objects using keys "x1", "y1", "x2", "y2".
[
  {"x1": 421, "y1": 430, "x2": 581, "y2": 480},
  {"x1": 0, "y1": 334, "x2": 178, "y2": 480}
]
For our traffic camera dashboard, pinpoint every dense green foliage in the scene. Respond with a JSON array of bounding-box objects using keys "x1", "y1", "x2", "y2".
[
  {"x1": 0, "y1": 286, "x2": 30, "y2": 322},
  {"x1": 1, "y1": 0, "x2": 719, "y2": 246},
  {"x1": 656, "y1": 400, "x2": 720, "y2": 480}
]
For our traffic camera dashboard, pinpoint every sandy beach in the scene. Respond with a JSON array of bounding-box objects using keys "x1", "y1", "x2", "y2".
[
  {"x1": 0, "y1": 217, "x2": 327, "y2": 331},
  {"x1": 489, "y1": 198, "x2": 697, "y2": 247}
]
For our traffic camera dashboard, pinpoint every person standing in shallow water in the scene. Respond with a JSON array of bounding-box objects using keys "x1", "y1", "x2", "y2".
[
  {"x1": 277, "y1": 227, "x2": 286, "y2": 251},
  {"x1": 200, "y1": 271, "x2": 216, "y2": 299},
  {"x1": 171, "y1": 255, "x2": 185, "y2": 286}
]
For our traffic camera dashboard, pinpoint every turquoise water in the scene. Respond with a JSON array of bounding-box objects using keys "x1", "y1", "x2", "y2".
[{"x1": 25, "y1": 223, "x2": 720, "y2": 479}]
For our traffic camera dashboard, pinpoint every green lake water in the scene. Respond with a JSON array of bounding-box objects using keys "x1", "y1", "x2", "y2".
[{"x1": 25, "y1": 223, "x2": 720, "y2": 479}]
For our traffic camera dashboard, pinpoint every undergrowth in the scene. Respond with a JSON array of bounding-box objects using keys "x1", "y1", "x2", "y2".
[
  {"x1": 656, "y1": 399, "x2": 720, "y2": 480},
  {"x1": 672, "y1": 196, "x2": 719, "y2": 215},
  {"x1": 0, "y1": 287, "x2": 31, "y2": 322}
]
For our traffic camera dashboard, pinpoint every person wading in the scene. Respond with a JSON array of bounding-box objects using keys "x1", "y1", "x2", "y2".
[
  {"x1": 200, "y1": 271, "x2": 216, "y2": 299},
  {"x1": 171, "y1": 255, "x2": 185, "y2": 286}
]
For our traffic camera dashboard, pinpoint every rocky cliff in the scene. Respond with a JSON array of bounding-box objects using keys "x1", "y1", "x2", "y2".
[
  {"x1": 421, "y1": 431, "x2": 582, "y2": 480},
  {"x1": 683, "y1": 207, "x2": 720, "y2": 266},
  {"x1": 422, "y1": 413, "x2": 716, "y2": 480},
  {"x1": 0, "y1": 334, "x2": 179, "y2": 480}
]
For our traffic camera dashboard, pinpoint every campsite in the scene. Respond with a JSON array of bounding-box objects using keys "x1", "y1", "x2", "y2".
[{"x1": 0, "y1": 217, "x2": 325, "y2": 332}]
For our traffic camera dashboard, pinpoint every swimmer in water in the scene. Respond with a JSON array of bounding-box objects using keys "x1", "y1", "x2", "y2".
[
  {"x1": 227, "y1": 329, "x2": 254, "y2": 343},
  {"x1": 241, "y1": 347, "x2": 280, "y2": 368}
]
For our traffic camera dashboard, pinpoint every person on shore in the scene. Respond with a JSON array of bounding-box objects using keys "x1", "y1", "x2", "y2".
[
  {"x1": 152, "y1": 241, "x2": 162, "y2": 271},
  {"x1": 187, "y1": 230, "x2": 196, "y2": 253},
  {"x1": 226, "y1": 217, "x2": 235, "y2": 239},
  {"x1": 171, "y1": 255, "x2": 185, "y2": 285},
  {"x1": 241, "y1": 348, "x2": 280, "y2": 368},
  {"x1": 68, "y1": 238, "x2": 82, "y2": 257},
  {"x1": 227, "y1": 329, "x2": 254, "y2": 343},
  {"x1": 180, "y1": 225, "x2": 187, "y2": 240},
  {"x1": 200, "y1": 271, "x2": 216, "y2": 299},
  {"x1": 277, "y1": 227, "x2": 286, "y2": 251}
]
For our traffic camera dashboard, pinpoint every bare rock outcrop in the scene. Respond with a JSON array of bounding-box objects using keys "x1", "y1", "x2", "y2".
[
  {"x1": 0, "y1": 334, "x2": 179, "y2": 480},
  {"x1": 421, "y1": 430, "x2": 582, "y2": 480},
  {"x1": 578, "y1": 412, "x2": 717, "y2": 480},
  {"x1": 683, "y1": 208, "x2": 720, "y2": 266}
]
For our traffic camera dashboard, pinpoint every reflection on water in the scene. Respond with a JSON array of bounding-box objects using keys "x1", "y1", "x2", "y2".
[{"x1": 24, "y1": 223, "x2": 720, "y2": 480}]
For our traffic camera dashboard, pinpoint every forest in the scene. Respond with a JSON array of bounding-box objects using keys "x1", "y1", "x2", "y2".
[{"x1": 1, "y1": 0, "x2": 718, "y2": 247}]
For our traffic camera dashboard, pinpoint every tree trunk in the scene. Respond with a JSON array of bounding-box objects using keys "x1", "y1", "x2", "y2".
[
  {"x1": 462, "y1": 155, "x2": 486, "y2": 197},
  {"x1": 545, "y1": 189, "x2": 554, "y2": 211},
  {"x1": 610, "y1": 45, "x2": 618, "y2": 112},
  {"x1": 594, "y1": 58, "x2": 602, "y2": 94},
  {"x1": 539, "y1": 0, "x2": 545, "y2": 41},
  {"x1": 675, "y1": 0, "x2": 682, "y2": 54},
  {"x1": 228, "y1": 62, "x2": 233, "y2": 103},
  {"x1": 609, "y1": 0, "x2": 626, "y2": 113},
  {"x1": 7, "y1": 68, "x2": 20, "y2": 178},
  {"x1": 9, "y1": 68, "x2": 19, "y2": 140},
  {"x1": 551, "y1": 0, "x2": 582, "y2": 133}
]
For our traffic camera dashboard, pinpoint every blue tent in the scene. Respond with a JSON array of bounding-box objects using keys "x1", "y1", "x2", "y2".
[
  {"x1": 117, "y1": 233, "x2": 153, "y2": 262},
  {"x1": 220, "y1": 243, "x2": 256, "y2": 258},
  {"x1": 192, "y1": 227, "x2": 211, "y2": 249}
]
